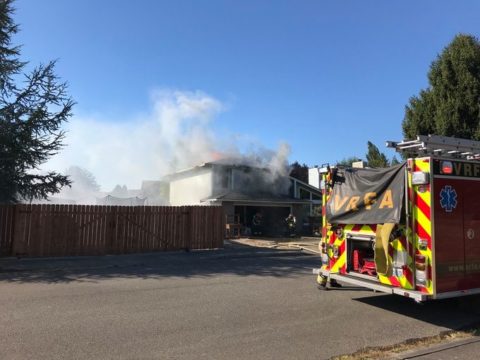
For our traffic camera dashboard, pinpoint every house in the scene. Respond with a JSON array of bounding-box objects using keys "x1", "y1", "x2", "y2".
[
  {"x1": 96, "y1": 195, "x2": 146, "y2": 206},
  {"x1": 141, "y1": 180, "x2": 169, "y2": 205},
  {"x1": 163, "y1": 159, "x2": 322, "y2": 236}
]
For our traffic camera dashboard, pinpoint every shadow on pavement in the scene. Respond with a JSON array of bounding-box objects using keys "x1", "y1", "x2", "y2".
[
  {"x1": 0, "y1": 243, "x2": 319, "y2": 284},
  {"x1": 324, "y1": 285, "x2": 366, "y2": 291},
  {"x1": 353, "y1": 293, "x2": 480, "y2": 331}
]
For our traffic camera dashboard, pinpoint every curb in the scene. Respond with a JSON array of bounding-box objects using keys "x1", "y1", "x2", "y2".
[
  {"x1": 210, "y1": 249, "x2": 313, "y2": 260},
  {"x1": 393, "y1": 336, "x2": 480, "y2": 359},
  {"x1": 0, "y1": 248, "x2": 313, "y2": 274}
]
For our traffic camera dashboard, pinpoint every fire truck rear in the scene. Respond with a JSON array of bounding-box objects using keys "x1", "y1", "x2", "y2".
[{"x1": 314, "y1": 135, "x2": 480, "y2": 302}]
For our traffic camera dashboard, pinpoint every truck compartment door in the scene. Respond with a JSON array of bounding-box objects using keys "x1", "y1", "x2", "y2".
[
  {"x1": 433, "y1": 179, "x2": 465, "y2": 293},
  {"x1": 463, "y1": 183, "x2": 480, "y2": 288}
]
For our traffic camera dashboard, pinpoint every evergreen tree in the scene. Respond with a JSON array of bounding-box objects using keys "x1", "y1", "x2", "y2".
[
  {"x1": 366, "y1": 141, "x2": 389, "y2": 168},
  {"x1": 0, "y1": 0, "x2": 74, "y2": 203},
  {"x1": 111, "y1": 185, "x2": 129, "y2": 197},
  {"x1": 289, "y1": 161, "x2": 309, "y2": 183},
  {"x1": 403, "y1": 34, "x2": 480, "y2": 140},
  {"x1": 336, "y1": 156, "x2": 362, "y2": 167},
  {"x1": 64, "y1": 166, "x2": 100, "y2": 192},
  {"x1": 390, "y1": 156, "x2": 401, "y2": 166}
]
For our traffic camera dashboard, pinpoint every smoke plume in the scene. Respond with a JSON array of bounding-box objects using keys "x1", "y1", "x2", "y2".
[{"x1": 42, "y1": 89, "x2": 292, "y2": 196}]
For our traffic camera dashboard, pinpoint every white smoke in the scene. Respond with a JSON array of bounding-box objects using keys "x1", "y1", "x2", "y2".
[
  {"x1": 267, "y1": 142, "x2": 291, "y2": 180},
  {"x1": 44, "y1": 90, "x2": 222, "y2": 190},
  {"x1": 43, "y1": 89, "x2": 292, "y2": 194}
]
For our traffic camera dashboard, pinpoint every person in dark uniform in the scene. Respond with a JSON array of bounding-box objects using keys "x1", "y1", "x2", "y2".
[{"x1": 252, "y1": 212, "x2": 263, "y2": 236}]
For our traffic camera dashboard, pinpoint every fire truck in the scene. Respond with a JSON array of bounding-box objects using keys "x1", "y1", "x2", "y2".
[{"x1": 314, "y1": 135, "x2": 480, "y2": 302}]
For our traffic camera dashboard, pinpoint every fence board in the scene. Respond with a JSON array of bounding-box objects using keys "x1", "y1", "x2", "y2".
[
  {"x1": 0, "y1": 205, "x2": 15, "y2": 256},
  {"x1": 163, "y1": 207, "x2": 168, "y2": 251}
]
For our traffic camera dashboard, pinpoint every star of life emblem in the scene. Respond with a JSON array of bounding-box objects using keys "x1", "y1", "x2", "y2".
[{"x1": 439, "y1": 185, "x2": 457, "y2": 213}]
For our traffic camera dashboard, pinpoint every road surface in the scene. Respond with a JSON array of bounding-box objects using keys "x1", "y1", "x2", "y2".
[{"x1": 1, "y1": 244, "x2": 479, "y2": 359}]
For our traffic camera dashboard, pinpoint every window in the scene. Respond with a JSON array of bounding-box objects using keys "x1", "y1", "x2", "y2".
[
  {"x1": 222, "y1": 170, "x2": 231, "y2": 189},
  {"x1": 299, "y1": 188, "x2": 310, "y2": 200}
]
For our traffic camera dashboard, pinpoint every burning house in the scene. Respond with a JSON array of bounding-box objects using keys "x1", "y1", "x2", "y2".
[{"x1": 163, "y1": 159, "x2": 322, "y2": 236}]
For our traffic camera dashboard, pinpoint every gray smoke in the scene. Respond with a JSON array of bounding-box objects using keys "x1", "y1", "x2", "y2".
[{"x1": 220, "y1": 143, "x2": 292, "y2": 195}]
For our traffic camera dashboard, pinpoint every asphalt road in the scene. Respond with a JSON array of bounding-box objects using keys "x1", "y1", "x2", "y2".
[{"x1": 1, "y1": 244, "x2": 479, "y2": 360}]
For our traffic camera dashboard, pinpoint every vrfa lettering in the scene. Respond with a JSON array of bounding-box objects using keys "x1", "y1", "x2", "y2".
[{"x1": 332, "y1": 190, "x2": 394, "y2": 212}]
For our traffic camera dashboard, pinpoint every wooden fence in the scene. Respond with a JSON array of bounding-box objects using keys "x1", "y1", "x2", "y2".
[{"x1": 0, "y1": 204, "x2": 225, "y2": 258}]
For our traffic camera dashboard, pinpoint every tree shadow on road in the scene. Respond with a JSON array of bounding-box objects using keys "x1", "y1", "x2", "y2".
[{"x1": 0, "y1": 246, "x2": 319, "y2": 284}]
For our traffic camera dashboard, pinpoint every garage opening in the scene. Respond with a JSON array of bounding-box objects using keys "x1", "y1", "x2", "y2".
[{"x1": 234, "y1": 205, "x2": 291, "y2": 237}]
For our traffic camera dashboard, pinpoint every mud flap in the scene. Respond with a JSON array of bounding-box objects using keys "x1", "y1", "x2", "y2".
[{"x1": 375, "y1": 223, "x2": 395, "y2": 276}]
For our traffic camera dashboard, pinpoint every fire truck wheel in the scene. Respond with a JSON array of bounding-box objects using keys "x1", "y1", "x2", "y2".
[{"x1": 329, "y1": 281, "x2": 342, "y2": 288}]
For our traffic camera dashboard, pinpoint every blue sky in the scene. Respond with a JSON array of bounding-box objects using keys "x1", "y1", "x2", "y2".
[{"x1": 13, "y1": 0, "x2": 480, "y2": 189}]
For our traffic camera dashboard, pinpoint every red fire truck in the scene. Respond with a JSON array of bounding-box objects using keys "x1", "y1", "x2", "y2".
[{"x1": 315, "y1": 135, "x2": 480, "y2": 302}]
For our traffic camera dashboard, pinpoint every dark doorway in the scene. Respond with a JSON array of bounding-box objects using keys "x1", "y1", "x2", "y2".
[{"x1": 235, "y1": 205, "x2": 290, "y2": 237}]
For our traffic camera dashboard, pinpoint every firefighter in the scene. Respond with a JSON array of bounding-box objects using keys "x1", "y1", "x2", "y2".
[
  {"x1": 252, "y1": 212, "x2": 263, "y2": 236},
  {"x1": 317, "y1": 274, "x2": 342, "y2": 290},
  {"x1": 317, "y1": 275, "x2": 342, "y2": 290},
  {"x1": 317, "y1": 234, "x2": 342, "y2": 289},
  {"x1": 285, "y1": 213, "x2": 296, "y2": 237}
]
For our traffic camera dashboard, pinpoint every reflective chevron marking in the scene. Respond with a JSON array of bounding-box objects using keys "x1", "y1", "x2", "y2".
[{"x1": 412, "y1": 158, "x2": 433, "y2": 294}]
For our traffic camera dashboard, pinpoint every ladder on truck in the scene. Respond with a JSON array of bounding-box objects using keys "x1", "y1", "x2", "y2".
[{"x1": 386, "y1": 135, "x2": 480, "y2": 160}]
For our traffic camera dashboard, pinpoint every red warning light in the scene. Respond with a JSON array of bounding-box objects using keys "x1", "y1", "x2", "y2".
[{"x1": 441, "y1": 161, "x2": 453, "y2": 174}]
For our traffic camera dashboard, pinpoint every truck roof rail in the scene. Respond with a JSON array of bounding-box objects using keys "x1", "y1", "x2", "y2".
[{"x1": 386, "y1": 135, "x2": 480, "y2": 160}]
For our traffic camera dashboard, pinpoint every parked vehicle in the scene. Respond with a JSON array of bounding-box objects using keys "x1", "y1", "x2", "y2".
[{"x1": 314, "y1": 135, "x2": 480, "y2": 302}]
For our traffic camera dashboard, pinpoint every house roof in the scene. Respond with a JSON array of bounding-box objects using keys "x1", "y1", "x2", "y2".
[
  {"x1": 290, "y1": 176, "x2": 322, "y2": 194},
  {"x1": 201, "y1": 191, "x2": 311, "y2": 205},
  {"x1": 96, "y1": 195, "x2": 146, "y2": 206},
  {"x1": 204, "y1": 158, "x2": 249, "y2": 166},
  {"x1": 163, "y1": 159, "x2": 320, "y2": 188},
  {"x1": 163, "y1": 158, "x2": 270, "y2": 181}
]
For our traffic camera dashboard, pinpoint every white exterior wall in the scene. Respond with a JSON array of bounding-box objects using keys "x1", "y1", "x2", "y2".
[
  {"x1": 308, "y1": 167, "x2": 320, "y2": 189},
  {"x1": 169, "y1": 170, "x2": 213, "y2": 205}
]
